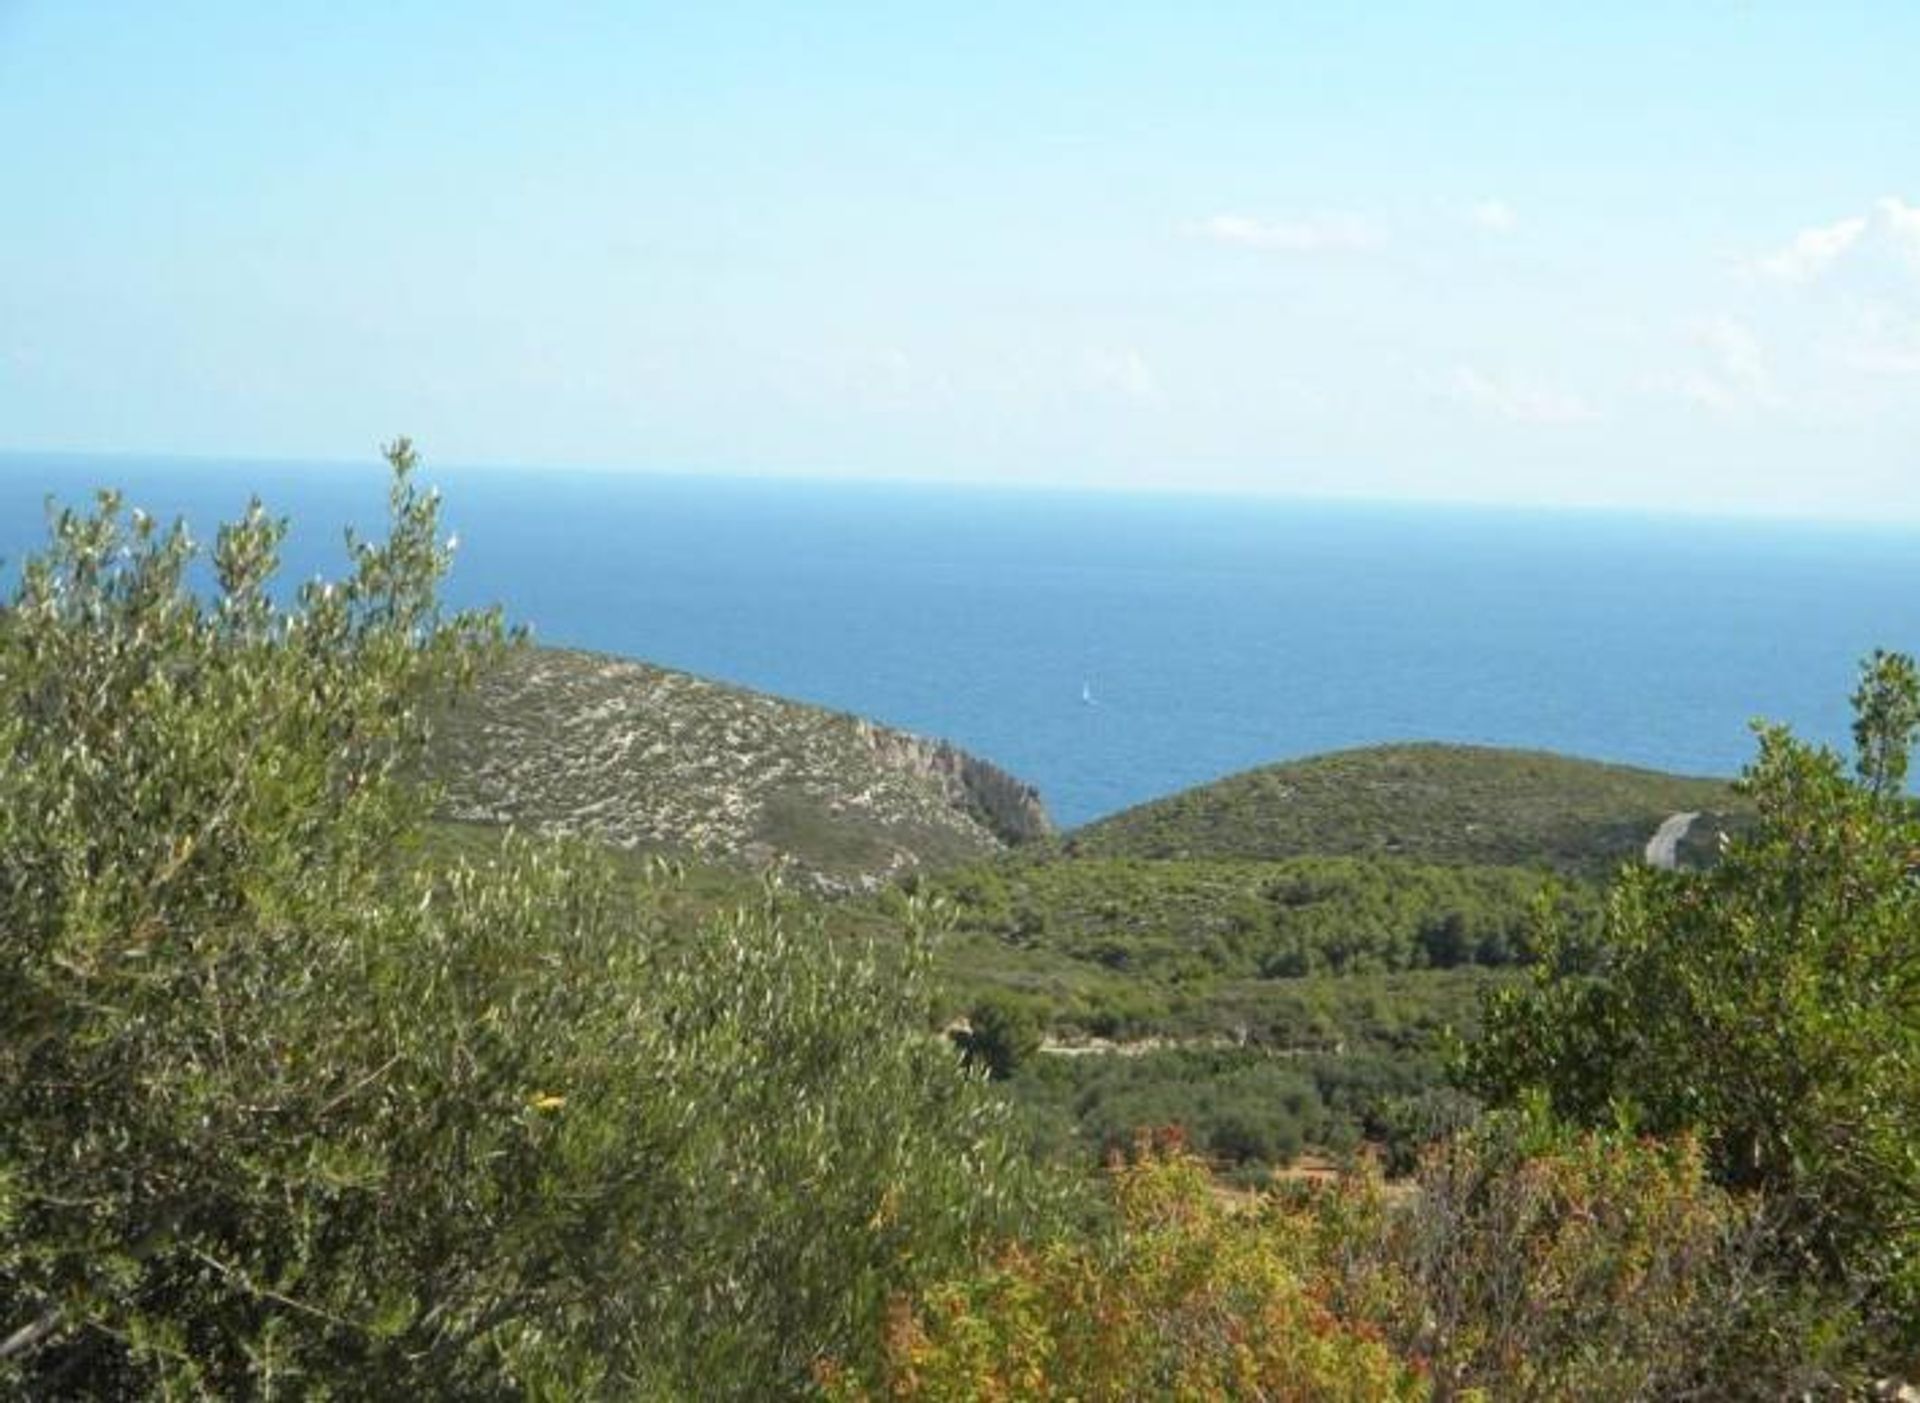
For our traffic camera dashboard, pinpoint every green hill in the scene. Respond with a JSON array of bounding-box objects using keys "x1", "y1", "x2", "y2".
[
  {"x1": 426, "y1": 645, "x2": 1051, "y2": 893},
  {"x1": 902, "y1": 739, "x2": 1748, "y2": 1171},
  {"x1": 427, "y1": 662, "x2": 1748, "y2": 1171},
  {"x1": 1067, "y1": 743, "x2": 1746, "y2": 877}
]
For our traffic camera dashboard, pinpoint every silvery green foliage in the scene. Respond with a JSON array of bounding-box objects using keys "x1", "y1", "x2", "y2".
[{"x1": 0, "y1": 445, "x2": 1048, "y2": 1398}]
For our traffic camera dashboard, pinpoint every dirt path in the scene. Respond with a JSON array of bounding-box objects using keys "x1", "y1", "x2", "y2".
[{"x1": 1644, "y1": 811, "x2": 1699, "y2": 869}]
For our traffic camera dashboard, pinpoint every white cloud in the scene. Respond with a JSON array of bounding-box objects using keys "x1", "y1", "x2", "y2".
[
  {"x1": 1450, "y1": 366, "x2": 1600, "y2": 424},
  {"x1": 1751, "y1": 214, "x2": 1869, "y2": 282},
  {"x1": 1877, "y1": 197, "x2": 1920, "y2": 276},
  {"x1": 1748, "y1": 198, "x2": 1920, "y2": 284},
  {"x1": 1193, "y1": 212, "x2": 1385, "y2": 252},
  {"x1": 1468, "y1": 198, "x2": 1517, "y2": 233},
  {"x1": 1721, "y1": 200, "x2": 1920, "y2": 402}
]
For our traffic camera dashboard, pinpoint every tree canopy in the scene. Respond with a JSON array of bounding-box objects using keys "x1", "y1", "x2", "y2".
[
  {"x1": 1466, "y1": 656, "x2": 1920, "y2": 1360},
  {"x1": 0, "y1": 445, "x2": 1051, "y2": 1397}
]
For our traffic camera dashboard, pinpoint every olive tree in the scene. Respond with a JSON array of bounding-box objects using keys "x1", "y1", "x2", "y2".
[{"x1": 0, "y1": 444, "x2": 1048, "y2": 1398}]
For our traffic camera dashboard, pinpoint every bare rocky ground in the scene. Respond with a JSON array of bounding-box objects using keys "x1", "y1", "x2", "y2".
[{"x1": 427, "y1": 645, "x2": 1051, "y2": 894}]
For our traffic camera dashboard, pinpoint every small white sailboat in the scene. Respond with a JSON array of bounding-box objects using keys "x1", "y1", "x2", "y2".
[{"x1": 1081, "y1": 679, "x2": 1097, "y2": 707}]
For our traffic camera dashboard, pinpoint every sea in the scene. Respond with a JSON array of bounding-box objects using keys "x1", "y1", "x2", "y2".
[{"x1": 6, "y1": 451, "x2": 1920, "y2": 829}]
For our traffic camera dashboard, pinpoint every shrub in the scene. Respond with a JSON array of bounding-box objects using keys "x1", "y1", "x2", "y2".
[
  {"x1": 1464, "y1": 662, "x2": 1920, "y2": 1360},
  {"x1": 954, "y1": 995, "x2": 1044, "y2": 1080},
  {"x1": 0, "y1": 449, "x2": 1051, "y2": 1397},
  {"x1": 840, "y1": 1117, "x2": 1850, "y2": 1402},
  {"x1": 1298, "y1": 1108, "x2": 1854, "y2": 1400},
  {"x1": 825, "y1": 1135, "x2": 1422, "y2": 1402}
]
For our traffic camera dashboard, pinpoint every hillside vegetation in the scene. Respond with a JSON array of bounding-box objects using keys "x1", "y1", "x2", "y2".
[
  {"x1": 429, "y1": 645, "x2": 1051, "y2": 893},
  {"x1": 10, "y1": 451, "x2": 1903, "y2": 1395},
  {"x1": 907, "y1": 854, "x2": 1578, "y2": 1172},
  {"x1": 430, "y1": 669, "x2": 1738, "y2": 1177},
  {"x1": 1069, "y1": 742, "x2": 1746, "y2": 875},
  {"x1": 923, "y1": 853, "x2": 1598, "y2": 982},
  {"x1": 900, "y1": 750, "x2": 1722, "y2": 1175}
]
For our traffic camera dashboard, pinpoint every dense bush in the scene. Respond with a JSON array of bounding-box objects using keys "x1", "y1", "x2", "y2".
[
  {"x1": 824, "y1": 1135, "x2": 1422, "y2": 1402},
  {"x1": 1466, "y1": 661, "x2": 1920, "y2": 1362},
  {"x1": 952, "y1": 994, "x2": 1045, "y2": 1080},
  {"x1": 925, "y1": 855, "x2": 1599, "y2": 982},
  {"x1": 845, "y1": 1121, "x2": 1848, "y2": 1402},
  {"x1": 1305, "y1": 1109, "x2": 1853, "y2": 1400},
  {"x1": 919, "y1": 962, "x2": 1504, "y2": 1172},
  {"x1": 1009, "y1": 1045, "x2": 1448, "y2": 1171},
  {"x1": 1013, "y1": 1050, "x2": 1323, "y2": 1167},
  {"x1": 0, "y1": 451, "x2": 1052, "y2": 1397}
]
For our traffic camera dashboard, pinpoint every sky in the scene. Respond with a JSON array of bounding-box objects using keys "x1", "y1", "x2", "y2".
[{"x1": 2, "y1": 2, "x2": 1918, "y2": 516}]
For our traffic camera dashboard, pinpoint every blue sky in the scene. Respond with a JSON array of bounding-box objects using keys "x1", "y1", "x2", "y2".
[{"x1": 3, "y1": 3, "x2": 1917, "y2": 515}]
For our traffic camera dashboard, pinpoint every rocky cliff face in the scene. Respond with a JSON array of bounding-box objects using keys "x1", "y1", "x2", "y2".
[
  {"x1": 852, "y1": 721, "x2": 1052, "y2": 848},
  {"x1": 428, "y1": 646, "x2": 1052, "y2": 894}
]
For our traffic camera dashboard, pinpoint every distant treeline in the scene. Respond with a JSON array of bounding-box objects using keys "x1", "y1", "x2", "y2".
[{"x1": 916, "y1": 853, "x2": 1601, "y2": 981}]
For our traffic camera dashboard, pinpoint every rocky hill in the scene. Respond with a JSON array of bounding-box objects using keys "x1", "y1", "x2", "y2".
[
  {"x1": 1065, "y1": 743, "x2": 1745, "y2": 877},
  {"x1": 428, "y1": 646, "x2": 1051, "y2": 893}
]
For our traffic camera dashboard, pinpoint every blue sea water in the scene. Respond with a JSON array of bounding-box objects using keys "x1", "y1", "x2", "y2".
[{"x1": 6, "y1": 452, "x2": 1920, "y2": 829}]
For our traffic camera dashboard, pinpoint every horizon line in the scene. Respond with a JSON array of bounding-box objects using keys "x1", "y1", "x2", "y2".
[{"x1": 5, "y1": 443, "x2": 1918, "y2": 535}]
